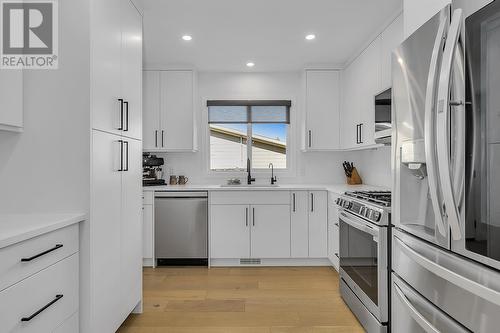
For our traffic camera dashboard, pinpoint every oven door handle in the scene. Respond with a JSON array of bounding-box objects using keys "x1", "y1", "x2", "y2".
[{"x1": 339, "y1": 212, "x2": 379, "y2": 237}]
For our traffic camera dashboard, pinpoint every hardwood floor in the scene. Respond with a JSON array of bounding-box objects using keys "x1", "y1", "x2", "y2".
[{"x1": 117, "y1": 266, "x2": 364, "y2": 333}]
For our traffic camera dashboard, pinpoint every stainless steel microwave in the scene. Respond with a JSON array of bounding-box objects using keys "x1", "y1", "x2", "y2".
[{"x1": 374, "y1": 88, "x2": 392, "y2": 145}]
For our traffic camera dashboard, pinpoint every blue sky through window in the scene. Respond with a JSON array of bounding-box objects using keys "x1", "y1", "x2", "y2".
[{"x1": 220, "y1": 123, "x2": 287, "y2": 142}]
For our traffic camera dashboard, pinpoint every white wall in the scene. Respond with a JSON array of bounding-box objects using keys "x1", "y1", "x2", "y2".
[
  {"x1": 155, "y1": 71, "x2": 392, "y2": 187},
  {"x1": 0, "y1": 0, "x2": 90, "y2": 214}
]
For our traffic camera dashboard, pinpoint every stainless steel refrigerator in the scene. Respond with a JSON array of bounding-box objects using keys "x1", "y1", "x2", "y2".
[{"x1": 392, "y1": 1, "x2": 500, "y2": 331}]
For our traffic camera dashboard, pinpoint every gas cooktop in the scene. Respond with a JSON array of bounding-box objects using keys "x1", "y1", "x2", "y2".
[{"x1": 344, "y1": 191, "x2": 391, "y2": 207}]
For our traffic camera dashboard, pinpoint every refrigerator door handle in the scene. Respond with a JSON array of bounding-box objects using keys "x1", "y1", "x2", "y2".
[
  {"x1": 395, "y1": 235, "x2": 500, "y2": 307},
  {"x1": 424, "y1": 14, "x2": 449, "y2": 237},
  {"x1": 436, "y1": 9, "x2": 464, "y2": 241},
  {"x1": 393, "y1": 283, "x2": 440, "y2": 333}
]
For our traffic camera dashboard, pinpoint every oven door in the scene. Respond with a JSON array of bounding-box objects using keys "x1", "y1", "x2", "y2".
[{"x1": 339, "y1": 210, "x2": 388, "y2": 323}]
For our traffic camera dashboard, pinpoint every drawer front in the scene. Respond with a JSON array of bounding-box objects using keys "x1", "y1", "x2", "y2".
[
  {"x1": 211, "y1": 191, "x2": 290, "y2": 205},
  {"x1": 143, "y1": 191, "x2": 154, "y2": 205},
  {"x1": 0, "y1": 224, "x2": 79, "y2": 291},
  {"x1": 0, "y1": 254, "x2": 79, "y2": 333}
]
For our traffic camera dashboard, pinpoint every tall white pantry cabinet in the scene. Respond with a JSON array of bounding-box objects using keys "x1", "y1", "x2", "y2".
[{"x1": 85, "y1": 0, "x2": 143, "y2": 332}]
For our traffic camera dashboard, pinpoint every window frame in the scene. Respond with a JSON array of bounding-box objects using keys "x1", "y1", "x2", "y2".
[{"x1": 204, "y1": 99, "x2": 295, "y2": 176}]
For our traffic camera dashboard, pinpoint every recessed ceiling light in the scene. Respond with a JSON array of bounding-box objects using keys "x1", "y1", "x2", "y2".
[
  {"x1": 305, "y1": 34, "x2": 316, "y2": 40},
  {"x1": 182, "y1": 35, "x2": 192, "y2": 41},
  {"x1": 246, "y1": 62, "x2": 255, "y2": 68}
]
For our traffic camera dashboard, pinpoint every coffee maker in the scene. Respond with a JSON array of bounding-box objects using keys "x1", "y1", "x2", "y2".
[{"x1": 143, "y1": 153, "x2": 166, "y2": 186}]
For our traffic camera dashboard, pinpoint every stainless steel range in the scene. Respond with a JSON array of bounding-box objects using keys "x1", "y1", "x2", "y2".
[{"x1": 336, "y1": 191, "x2": 391, "y2": 333}]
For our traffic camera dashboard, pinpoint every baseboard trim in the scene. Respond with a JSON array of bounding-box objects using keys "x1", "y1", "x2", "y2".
[{"x1": 210, "y1": 257, "x2": 331, "y2": 267}]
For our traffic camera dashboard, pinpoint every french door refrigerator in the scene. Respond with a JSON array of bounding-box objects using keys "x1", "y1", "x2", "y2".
[{"x1": 392, "y1": 1, "x2": 500, "y2": 332}]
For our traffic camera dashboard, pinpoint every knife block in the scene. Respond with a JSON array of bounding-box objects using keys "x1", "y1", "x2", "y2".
[{"x1": 346, "y1": 167, "x2": 362, "y2": 185}]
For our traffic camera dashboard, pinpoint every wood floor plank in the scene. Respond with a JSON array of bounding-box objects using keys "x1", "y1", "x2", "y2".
[{"x1": 117, "y1": 267, "x2": 363, "y2": 333}]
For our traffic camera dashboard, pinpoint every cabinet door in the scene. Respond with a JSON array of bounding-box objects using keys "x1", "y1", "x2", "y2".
[
  {"x1": 357, "y1": 38, "x2": 381, "y2": 147},
  {"x1": 143, "y1": 71, "x2": 161, "y2": 150},
  {"x1": 91, "y1": 0, "x2": 122, "y2": 135},
  {"x1": 120, "y1": 138, "x2": 143, "y2": 316},
  {"x1": 305, "y1": 70, "x2": 341, "y2": 150},
  {"x1": 160, "y1": 70, "x2": 195, "y2": 151},
  {"x1": 211, "y1": 205, "x2": 250, "y2": 258},
  {"x1": 251, "y1": 205, "x2": 291, "y2": 258},
  {"x1": 291, "y1": 191, "x2": 309, "y2": 258},
  {"x1": 308, "y1": 191, "x2": 328, "y2": 257},
  {"x1": 91, "y1": 130, "x2": 123, "y2": 332},
  {"x1": 0, "y1": 71, "x2": 22, "y2": 131},
  {"x1": 121, "y1": 0, "x2": 143, "y2": 140},
  {"x1": 142, "y1": 204, "x2": 153, "y2": 260},
  {"x1": 328, "y1": 192, "x2": 340, "y2": 269},
  {"x1": 340, "y1": 64, "x2": 359, "y2": 149},
  {"x1": 380, "y1": 15, "x2": 404, "y2": 90},
  {"x1": 333, "y1": 223, "x2": 340, "y2": 270}
]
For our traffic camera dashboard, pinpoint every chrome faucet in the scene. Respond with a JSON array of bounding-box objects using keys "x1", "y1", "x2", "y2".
[
  {"x1": 269, "y1": 163, "x2": 277, "y2": 185},
  {"x1": 247, "y1": 158, "x2": 255, "y2": 185}
]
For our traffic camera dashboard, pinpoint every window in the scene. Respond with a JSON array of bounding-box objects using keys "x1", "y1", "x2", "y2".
[{"x1": 207, "y1": 100, "x2": 291, "y2": 171}]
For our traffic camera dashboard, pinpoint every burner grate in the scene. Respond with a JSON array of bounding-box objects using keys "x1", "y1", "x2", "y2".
[{"x1": 344, "y1": 191, "x2": 392, "y2": 207}]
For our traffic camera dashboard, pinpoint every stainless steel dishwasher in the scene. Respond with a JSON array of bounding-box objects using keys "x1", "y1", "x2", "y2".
[{"x1": 154, "y1": 191, "x2": 208, "y2": 266}]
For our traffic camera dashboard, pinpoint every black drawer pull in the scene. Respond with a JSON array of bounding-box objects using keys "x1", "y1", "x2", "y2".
[
  {"x1": 21, "y1": 244, "x2": 63, "y2": 262},
  {"x1": 21, "y1": 294, "x2": 63, "y2": 322}
]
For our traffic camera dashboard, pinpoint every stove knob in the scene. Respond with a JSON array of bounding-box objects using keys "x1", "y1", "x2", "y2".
[
  {"x1": 360, "y1": 207, "x2": 366, "y2": 215},
  {"x1": 344, "y1": 201, "x2": 351, "y2": 209},
  {"x1": 373, "y1": 211, "x2": 381, "y2": 221},
  {"x1": 365, "y1": 209, "x2": 372, "y2": 218}
]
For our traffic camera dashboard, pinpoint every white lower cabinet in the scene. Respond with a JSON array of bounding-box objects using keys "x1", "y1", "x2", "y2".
[
  {"x1": 250, "y1": 205, "x2": 290, "y2": 258},
  {"x1": 211, "y1": 205, "x2": 251, "y2": 259},
  {"x1": 308, "y1": 191, "x2": 328, "y2": 257},
  {"x1": 0, "y1": 254, "x2": 79, "y2": 333},
  {"x1": 210, "y1": 191, "x2": 327, "y2": 261}
]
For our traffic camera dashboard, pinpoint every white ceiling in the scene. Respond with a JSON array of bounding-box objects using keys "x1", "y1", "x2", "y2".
[{"x1": 142, "y1": 0, "x2": 403, "y2": 72}]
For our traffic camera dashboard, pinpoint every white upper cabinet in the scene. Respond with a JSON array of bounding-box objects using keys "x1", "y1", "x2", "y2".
[
  {"x1": 143, "y1": 70, "x2": 197, "y2": 152},
  {"x1": 380, "y1": 15, "x2": 404, "y2": 91},
  {"x1": 304, "y1": 70, "x2": 341, "y2": 151},
  {"x1": 340, "y1": 15, "x2": 403, "y2": 150},
  {"x1": 341, "y1": 39, "x2": 381, "y2": 149},
  {"x1": 92, "y1": 0, "x2": 142, "y2": 140},
  {"x1": 0, "y1": 71, "x2": 23, "y2": 132}
]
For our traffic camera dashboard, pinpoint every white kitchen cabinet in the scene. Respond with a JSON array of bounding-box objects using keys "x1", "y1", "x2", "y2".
[
  {"x1": 308, "y1": 191, "x2": 328, "y2": 257},
  {"x1": 143, "y1": 71, "x2": 160, "y2": 150},
  {"x1": 92, "y1": 0, "x2": 142, "y2": 140},
  {"x1": 251, "y1": 205, "x2": 291, "y2": 258},
  {"x1": 210, "y1": 205, "x2": 250, "y2": 258},
  {"x1": 120, "y1": 138, "x2": 142, "y2": 318},
  {"x1": 143, "y1": 70, "x2": 197, "y2": 152},
  {"x1": 304, "y1": 70, "x2": 341, "y2": 151},
  {"x1": 341, "y1": 38, "x2": 381, "y2": 149},
  {"x1": 0, "y1": 71, "x2": 23, "y2": 132},
  {"x1": 291, "y1": 191, "x2": 309, "y2": 258},
  {"x1": 380, "y1": 15, "x2": 404, "y2": 91},
  {"x1": 91, "y1": 130, "x2": 142, "y2": 332},
  {"x1": 142, "y1": 202, "x2": 154, "y2": 263}
]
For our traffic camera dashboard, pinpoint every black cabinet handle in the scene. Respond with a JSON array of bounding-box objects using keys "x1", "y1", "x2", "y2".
[
  {"x1": 21, "y1": 244, "x2": 63, "y2": 262},
  {"x1": 161, "y1": 130, "x2": 164, "y2": 147},
  {"x1": 21, "y1": 295, "x2": 63, "y2": 322},
  {"x1": 292, "y1": 193, "x2": 296, "y2": 212},
  {"x1": 359, "y1": 123, "x2": 363, "y2": 144},
  {"x1": 245, "y1": 207, "x2": 249, "y2": 227},
  {"x1": 356, "y1": 124, "x2": 360, "y2": 144},
  {"x1": 118, "y1": 140, "x2": 124, "y2": 171},
  {"x1": 124, "y1": 141, "x2": 129, "y2": 171},
  {"x1": 118, "y1": 99, "x2": 124, "y2": 130},
  {"x1": 335, "y1": 253, "x2": 339, "y2": 259},
  {"x1": 311, "y1": 193, "x2": 314, "y2": 212},
  {"x1": 308, "y1": 130, "x2": 312, "y2": 148},
  {"x1": 155, "y1": 130, "x2": 158, "y2": 147},
  {"x1": 124, "y1": 101, "x2": 129, "y2": 132},
  {"x1": 252, "y1": 207, "x2": 255, "y2": 226}
]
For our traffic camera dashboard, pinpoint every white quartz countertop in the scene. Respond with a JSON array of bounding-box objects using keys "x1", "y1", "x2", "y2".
[
  {"x1": 143, "y1": 183, "x2": 389, "y2": 194},
  {"x1": 0, "y1": 213, "x2": 86, "y2": 249}
]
